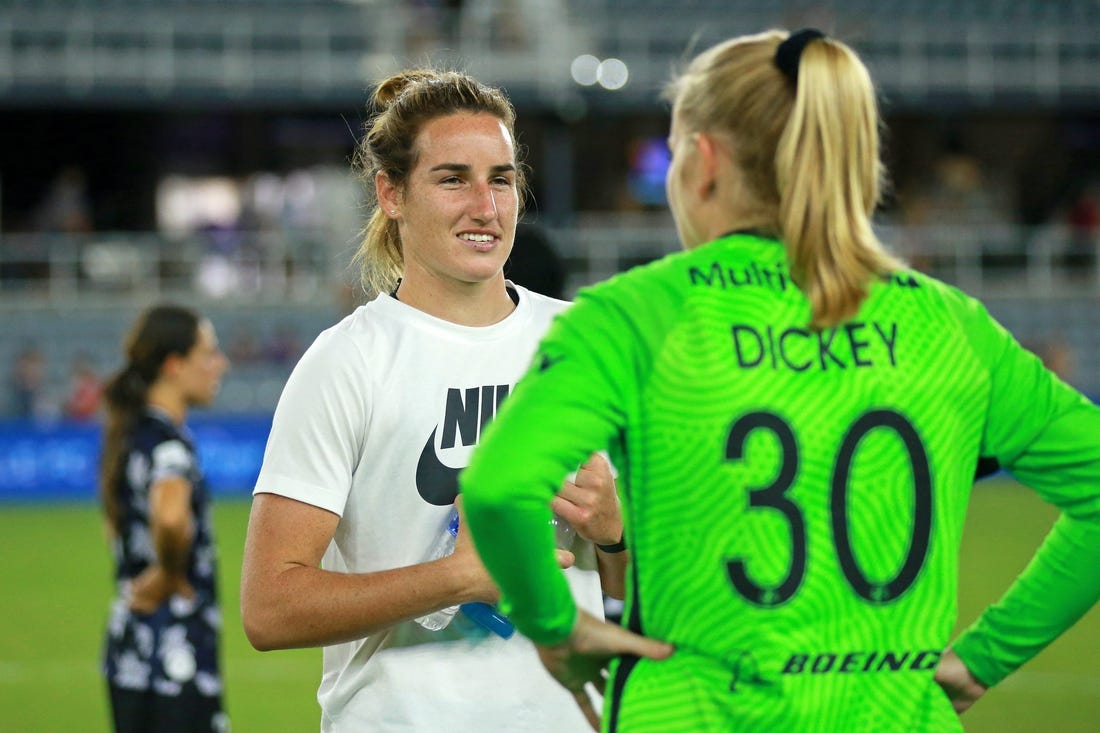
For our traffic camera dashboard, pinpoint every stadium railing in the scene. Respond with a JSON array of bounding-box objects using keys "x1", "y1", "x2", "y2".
[
  {"x1": 1, "y1": 217, "x2": 1097, "y2": 396},
  {"x1": 1, "y1": 219, "x2": 1097, "y2": 305}
]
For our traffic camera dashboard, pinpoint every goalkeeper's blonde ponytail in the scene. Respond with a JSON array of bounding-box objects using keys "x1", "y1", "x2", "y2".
[{"x1": 665, "y1": 30, "x2": 902, "y2": 328}]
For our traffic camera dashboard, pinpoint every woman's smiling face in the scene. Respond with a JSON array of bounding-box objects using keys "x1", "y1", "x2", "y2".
[{"x1": 390, "y1": 111, "x2": 520, "y2": 290}]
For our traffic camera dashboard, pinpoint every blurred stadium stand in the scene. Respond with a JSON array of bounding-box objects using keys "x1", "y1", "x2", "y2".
[
  {"x1": 0, "y1": 0, "x2": 1098, "y2": 108},
  {"x1": 1, "y1": 0, "x2": 1098, "y2": 418},
  {"x1": 2, "y1": 216, "x2": 1096, "y2": 411}
]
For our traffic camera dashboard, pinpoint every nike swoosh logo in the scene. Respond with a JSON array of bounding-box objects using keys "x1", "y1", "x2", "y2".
[{"x1": 415, "y1": 427, "x2": 461, "y2": 505}]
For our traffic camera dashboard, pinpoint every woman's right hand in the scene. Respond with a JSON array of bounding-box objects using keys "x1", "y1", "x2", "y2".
[
  {"x1": 452, "y1": 496, "x2": 575, "y2": 605},
  {"x1": 128, "y1": 565, "x2": 195, "y2": 614}
]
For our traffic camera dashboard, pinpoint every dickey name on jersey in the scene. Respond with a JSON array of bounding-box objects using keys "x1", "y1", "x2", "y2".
[
  {"x1": 732, "y1": 321, "x2": 898, "y2": 372},
  {"x1": 687, "y1": 256, "x2": 914, "y2": 373},
  {"x1": 417, "y1": 384, "x2": 511, "y2": 505}
]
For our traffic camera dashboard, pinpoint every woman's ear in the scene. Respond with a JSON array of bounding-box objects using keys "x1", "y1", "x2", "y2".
[
  {"x1": 376, "y1": 171, "x2": 401, "y2": 219},
  {"x1": 159, "y1": 353, "x2": 184, "y2": 383},
  {"x1": 693, "y1": 132, "x2": 720, "y2": 200}
]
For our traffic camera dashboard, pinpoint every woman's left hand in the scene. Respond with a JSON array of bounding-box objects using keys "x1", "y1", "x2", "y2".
[
  {"x1": 552, "y1": 453, "x2": 622, "y2": 547},
  {"x1": 129, "y1": 565, "x2": 194, "y2": 614},
  {"x1": 934, "y1": 648, "x2": 988, "y2": 714}
]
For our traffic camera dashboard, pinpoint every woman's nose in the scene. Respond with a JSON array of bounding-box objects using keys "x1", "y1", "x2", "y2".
[{"x1": 470, "y1": 183, "x2": 498, "y2": 222}]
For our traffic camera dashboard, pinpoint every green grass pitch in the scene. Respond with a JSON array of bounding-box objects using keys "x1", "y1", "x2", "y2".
[{"x1": 1, "y1": 477, "x2": 1098, "y2": 732}]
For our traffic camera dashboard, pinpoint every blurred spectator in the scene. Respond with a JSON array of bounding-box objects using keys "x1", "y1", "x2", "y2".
[
  {"x1": 912, "y1": 143, "x2": 1004, "y2": 227},
  {"x1": 196, "y1": 221, "x2": 248, "y2": 298},
  {"x1": 407, "y1": 0, "x2": 465, "y2": 53},
  {"x1": 263, "y1": 322, "x2": 304, "y2": 365},
  {"x1": 439, "y1": 0, "x2": 465, "y2": 44},
  {"x1": 625, "y1": 136, "x2": 672, "y2": 210},
  {"x1": 1026, "y1": 337, "x2": 1077, "y2": 385},
  {"x1": 227, "y1": 327, "x2": 264, "y2": 366},
  {"x1": 9, "y1": 345, "x2": 49, "y2": 419},
  {"x1": 34, "y1": 166, "x2": 93, "y2": 233},
  {"x1": 504, "y1": 222, "x2": 566, "y2": 299},
  {"x1": 1064, "y1": 180, "x2": 1100, "y2": 274},
  {"x1": 63, "y1": 352, "x2": 103, "y2": 421},
  {"x1": 899, "y1": 134, "x2": 1016, "y2": 273},
  {"x1": 6, "y1": 166, "x2": 92, "y2": 285}
]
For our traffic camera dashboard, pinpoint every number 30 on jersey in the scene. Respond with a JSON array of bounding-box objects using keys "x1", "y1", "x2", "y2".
[{"x1": 725, "y1": 409, "x2": 932, "y2": 607}]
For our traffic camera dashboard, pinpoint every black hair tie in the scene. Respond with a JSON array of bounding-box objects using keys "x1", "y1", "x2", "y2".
[{"x1": 775, "y1": 28, "x2": 826, "y2": 83}]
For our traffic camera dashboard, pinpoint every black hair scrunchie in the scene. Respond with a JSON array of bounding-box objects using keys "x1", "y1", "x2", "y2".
[{"x1": 775, "y1": 28, "x2": 826, "y2": 83}]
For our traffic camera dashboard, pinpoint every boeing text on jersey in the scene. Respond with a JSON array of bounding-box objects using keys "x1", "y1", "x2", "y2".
[
  {"x1": 781, "y1": 649, "x2": 942, "y2": 676},
  {"x1": 725, "y1": 648, "x2": 944, "y2": 692}
]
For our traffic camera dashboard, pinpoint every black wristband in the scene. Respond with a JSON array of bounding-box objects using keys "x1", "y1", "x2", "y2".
[{"x1": 596, "y1": 534, "x2": 627, "y2": 554}]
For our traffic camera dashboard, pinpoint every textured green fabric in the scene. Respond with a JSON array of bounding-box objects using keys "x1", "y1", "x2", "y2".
[{"x1": 462, "y1": 233, "x2": 1100, "y2": 731}]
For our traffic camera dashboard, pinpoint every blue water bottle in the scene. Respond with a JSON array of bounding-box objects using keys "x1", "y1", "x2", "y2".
[
  {"x1": 459, "y1": 600, "x2": 515, "y2": 639},
  {"x1": 419, "y1": 509, "x2": 515, "y2": 639},
  {"x1": 452, "y1": 511, "x2": 515, "y2": 639},
  {"x1": 461, "y1": 515, "x2": 574, "y2": 639}
]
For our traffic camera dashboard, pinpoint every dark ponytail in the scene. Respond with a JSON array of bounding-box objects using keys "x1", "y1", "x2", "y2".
[{"x1": 99, "y1": 305, "x2": 199, "y2": 533}]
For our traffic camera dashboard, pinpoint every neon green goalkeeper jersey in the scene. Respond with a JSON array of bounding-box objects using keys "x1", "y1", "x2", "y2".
[{"x1": 462, "y1": 233, "x2": 1100, "y2": 732}]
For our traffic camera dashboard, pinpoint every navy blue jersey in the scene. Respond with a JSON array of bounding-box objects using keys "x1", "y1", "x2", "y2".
[{"x1": 103, "y1": 408, "x2": 225, "y2": 714}]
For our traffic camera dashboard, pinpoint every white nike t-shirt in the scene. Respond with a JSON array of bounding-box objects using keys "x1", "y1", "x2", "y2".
[{"x1": 253, "y1": 284, "x2": 606, "y2": 733}]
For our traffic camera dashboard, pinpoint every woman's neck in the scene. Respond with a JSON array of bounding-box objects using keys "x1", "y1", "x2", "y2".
[
  {"x1": 146, "y1": 384, "x2": 187, "y2": 425},
  {"x1": 699, "y1": 193, "x2": 777, "y2": 243},
  {"x1": 395, "y1": 272, "x2": 516, "y2": 326},
  {"x1": 699, "y1": 163, "x2": 778, "y2": 244}
]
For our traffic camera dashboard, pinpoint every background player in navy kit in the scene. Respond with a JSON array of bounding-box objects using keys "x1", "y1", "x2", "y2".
[
  {"x1": 239, "y1": 68, "x2": 626, "y2": 732},
  {"x1": 462, "y1": 29, "x2": 1100, "y2": 732},
  {"x1": 99, "y1": 304, "x2": 230, "y2": 733}
]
